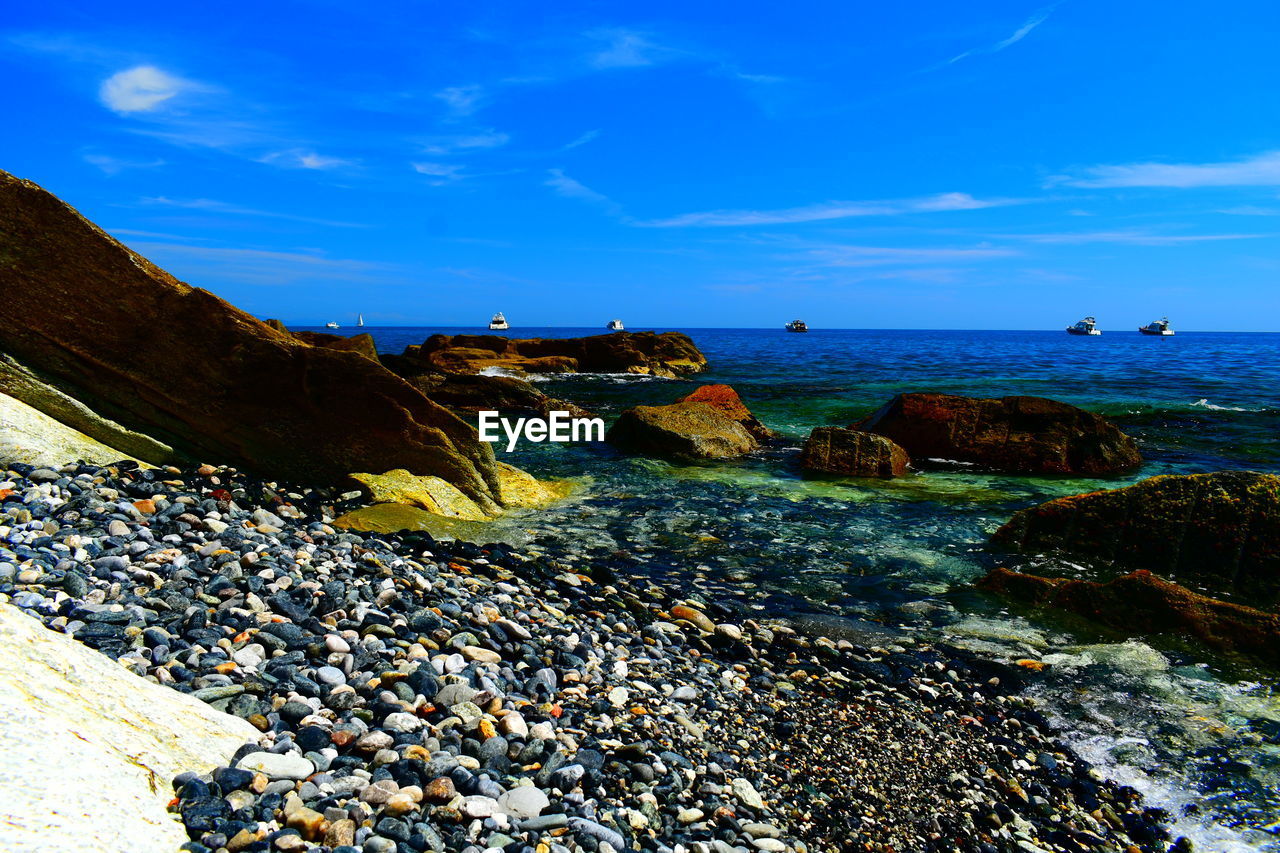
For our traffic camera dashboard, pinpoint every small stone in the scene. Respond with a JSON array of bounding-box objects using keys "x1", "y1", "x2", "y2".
[
  {"x1": 423, "y1": 777, "x2": 456, "y2": 803},
  {"x1": 498, "y1": 786, "x2": 549, "y2": 819},
  {"x1": 461, "y1": 645, "x2": 501, "y2": 664},
  {"x1": 731, "y1": 777, "x2": 765, "y2": 809},
  {"x1": 285, "y1": 806, "x2": 328, "y2": 841},
  {"x1": 461, "y1": 795, "x2": 499, "y2": 818},
  {"x1": 499, "y1": 712, "x2": 528, "y2": 738},
  {"x1": 237, "y1": 751, "x2": 315, "y2": 780},
  {"x1": 670, "y1": 604, "x2": 715, "y2": 633}
]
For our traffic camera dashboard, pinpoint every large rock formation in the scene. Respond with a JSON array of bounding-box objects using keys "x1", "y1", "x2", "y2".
[
  {"x1": 676, "y1": 384, "x2": 773, "y2": 441},
  {"x1": 993, "y1": 471, "x2": 1280, "y2": 606},
  {"x1": 607, "y1": 402, "x2": 757, "y2": 461},
  {"x1": 0, "y1": 170, "x2": 503, "y2": 511},
  {"x1": 380, "y1": 357, "x2": 589, "y2": 419},
  {"x1": 800, "y1": 427, "x2": 910, "y2": 479},
  {"x1": 401, "y1": 331, "x2": 708, "y2": 378},
  {"x1": 856, "y1": 393, "x2": 1141, "y2": 476},
  {"x1": 978, "y1": 568, "x2": 1280, "y2": 665},
  {"x1": 0, "y1": 603, "x2": 260, "y2": 853}
]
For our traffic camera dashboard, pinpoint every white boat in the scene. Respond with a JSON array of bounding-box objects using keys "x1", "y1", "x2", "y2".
[
  {"x1": 1139, "y1": 317, "x2": 1174, "y2": 336},
  {"x1": 488, "y1": 312, "x2": 510, "y2": 331},
  {"x1": 1066, "y1": 316, "x2": 1101, "y2": 336},
  {"x1": 325, "y1": 321, "x2": 340, "y2": 329},
  {"x1": 607, "y1": 319, "x2": 624, "y2": 331},
  {"x1": 785, "y1": 319, "x2": 809, "y2": 332},
  {"x1": 357, "y1": 313, "x2": 365, "y2": 328}
]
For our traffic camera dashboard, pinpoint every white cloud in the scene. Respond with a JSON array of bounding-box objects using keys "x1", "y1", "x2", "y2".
[
  {"x1": 563, "y1": 129, "x2": 602, "y2": 150},
  {"x1": 1003, "y1": 229, "x2": 1266, "y2": 245},
  {"x1": 804, "y1": 245, "x2": 1018, "y2": 267},
  {"x1": 83, "y1": 153, "x2": 164, "y2": 175},
  {"x1": 947, "y1": 4, "x2": 1058, "y2": 65},
  {"x1": 259, "y1": 149, "x2": 354, "y2": 170},
  {"x1": 638, "y1": 192, "x2": 1022, "y2": 227},
  {"x1": 139, "y1": 196, "x2": 367, "y2": 228},
  {"x1": 435, "y1": 85, "x2": 483, "y2": 117},
  {"x1": 99, "y1": 65, "x2": 198, "y2": 113},
  {"x1": 1218, "y1": 205, "x2": 1280, "y2": 216},
  {"x1": 412, "y1": 162, "x2": 467, "y2": 185},
  {"x1": 421, "y1": 131, "x2": 509, "y2": 155},
  {"x1": 1055, "y1": 150, "x2": 1280, "y2": 188},
  {"x1": 545, "y1": 168, "x2": 611, "y2": 204},
  {"x1": 587, "y1": 28, "x2": 667, "y2": 69}
]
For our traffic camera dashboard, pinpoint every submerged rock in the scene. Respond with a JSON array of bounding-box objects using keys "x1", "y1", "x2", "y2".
[
  {"x1": 348, "y1": 468, "x2": 492, "y2": 520},
  {"x1": 608, "y1": 402, "x2": 758, "y2": 461},
  {"x1": 799, "y1": 426, "x2": 910, "y2": 479},
  {"x1": 0, "y1": 169, "x2": 503, "y2": 509},
  {"x1": 0, "y1": 603, "x2": 259, "y2": 853},
  {"x1": 993, "y1": 471, "x2": 1280, "y2": 606},
  {"x1": 676, "y1": 384, "x2": 773, "y2": 441},
  {"x1": 403, "y1": 331, "x2": 709, "y2": 378},
  {"x1": 856, "y1": 392, "x2": 1141, "y2": 475},
  {"x1": 979, "y1": 567, "x2": 1280, "y2": 665}
]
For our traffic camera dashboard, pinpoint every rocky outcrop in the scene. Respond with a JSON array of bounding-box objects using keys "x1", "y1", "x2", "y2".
[
  {"x1": 381, "y1": 363, "x2": 590, "y2": 420},
  {"x1": 0, "y1": 170, "x2": 503, "y2": 511},
  {"x1": 0, "y1": 603, "x2": 260, "y2": 853},
  {"x1": 676, "y1": 384, "x2": 773, "y2": 441},
  {"x1": 348, "y1": 463, "x2": 571, "y2": 521},
  {"x1": 799, "y1": 427, "x2": 910, "y2": 479},
  {"x1": 290, "y1": 330, "x2": 380, "y2": 361},
  {"x1": 856, "y1": 393, "x2": 1141, "y2": 476},
  {"x1": 0, "y1": 392, "x2": 142, "y2": 467},
  {"x1": 993, "y1": 471, "x2": 1280, "y2": 606},
  {"x1": 978, "y1": 568, "x2": 1280, "y2": 665},
  {"x1": 608, "y1": 402, "x2": 757, "y2": 461},
  {"x1": 402, "y1": 331, "x2": 708, "y2": 378}
]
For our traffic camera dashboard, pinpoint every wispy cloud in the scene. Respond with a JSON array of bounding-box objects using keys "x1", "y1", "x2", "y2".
[
  {"x1": 947, "y1": 4, "x2": 1058, "y2": 65},
  {"x1": 545, "y1": 169, "x2": 612, "y2": 204},
  {"x1": 259, "y1": 149, "x2": 354, "y2": 170},
  {"x1": 99, "y1": 65, "x2": 207, "y2": 113},
  {"x1": 638, "y1": 192, "x2": 1023, "y2": 228},
  {"x1": 139, "y1": 196, "x2": 368, "y2": 228},
  {"x1": 412, "y1": 161, "x2": 466, "y2": 185},
  {"x1": 563, "y1": 129, "x2": 602, "y2": 150},
  {"x1": 126, "y1": 242, "x2": 394, "y2": 286},
  {"x1": 83, "y1": 153, "x2": 165, "y2": 175},
  {"x1": 420, "y1": 131, "x2": 510, "y2": 155},
  {"x1": 586, "y1": 28, "x2": 671, "y2": 69},
  {"x1": 1053, "y1": 150, "x2": 1280, "y2": 188},
  {"x1": 1218, "y1": 205, "x2": 1280, "y2": 216},
  {"x1": 802, "y1": 244, "x2": 1018, "y2": 267},
  {"x1": 435, "y1": 85, "x2": 484, "y2": 117},
  {"x1": 1001, "y1": 229, "x2": 1268, "y2": 245}
]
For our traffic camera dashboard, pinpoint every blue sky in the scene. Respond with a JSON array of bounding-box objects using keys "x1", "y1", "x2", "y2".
[{"x1": 5, "y1": 1, "x2": 1280, "y2": 330}]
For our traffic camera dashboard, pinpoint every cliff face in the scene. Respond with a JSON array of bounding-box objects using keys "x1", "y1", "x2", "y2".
[{"x1": 0, "y1": 170, "x2": 503, "y2": 510}]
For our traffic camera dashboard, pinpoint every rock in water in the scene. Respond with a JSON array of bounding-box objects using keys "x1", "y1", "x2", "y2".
[
  {"x1": 608, "y1": 402, "x2": 758, "y2": 461},
  {"x1": 856, "y1": 393, "x2": 1141, "y2": 475},
  {"x1": 0, "y1": 169, "x2": 503, "y2": 510},
  {"x1": 993, "y1": 471, "x2": 1280, "y2": 606},
  {"x1": 799, "y1": 427, "x2": 910, "y2": 479},
  {"x1": 676, "y1": 384, "x2": 773, "y2": 440},
  {"x1": 0, "y1": 603, "x2": 260, "y2": 853},
  {"x1": 402, "y1": 331, "x2": 709, "y2": 378},
  {"x1": 347, "y1": 469, "x2": 493, "y2": 520},
  {"x1": 979, "y1": 567, "x2": 1280, "y2": 664}
]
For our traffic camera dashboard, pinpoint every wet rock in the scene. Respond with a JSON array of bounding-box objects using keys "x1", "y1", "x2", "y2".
[
  {"x1": 676, "y1": 384, "x2": 774, "y2": 441},
  {"x1": 799, "y1": 426, "x2": 910, "y2": 479},
  {"x1": 856, "y1": 392, "x2": 1141, "y2": 475},
  {"x1": 608, "y1": 402, "x2": 757, "y2": 461}
]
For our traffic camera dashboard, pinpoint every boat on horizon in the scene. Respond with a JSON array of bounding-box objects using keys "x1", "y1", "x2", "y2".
[
  {"x1": 607, "y1": 319, "x2": 625, "y2": 331},
  {"x1": 1066, "y1": 316, "x2": 1101, "y2": 336},
  {"x1": 1139, "y1": 317, "x2": 1175, "y2": 336},
  {"x1": 489, "y1": 312, "x2": 510, "y2": 331},
  {"x1": 325, "y1": 321, "x2": 340, "y2": 329},
  {"x1": 785, "y1": 319, "x2": 809, "y2": 332},
  {"x1": 357, "y1": 313, "x2": 365, "y2": 328}
]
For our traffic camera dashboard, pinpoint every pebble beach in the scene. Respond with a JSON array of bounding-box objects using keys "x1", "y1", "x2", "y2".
[{"x1": 1, "y1": 460, "x2": 1178, "y2": 853}]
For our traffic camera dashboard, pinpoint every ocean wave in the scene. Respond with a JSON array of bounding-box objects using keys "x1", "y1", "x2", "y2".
[{"x1": 1192, "y1": 398, "x2": 1265, "y2": 412}]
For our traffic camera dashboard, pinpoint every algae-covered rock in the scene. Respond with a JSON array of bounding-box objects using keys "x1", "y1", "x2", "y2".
[
  {"x1": 607, "y1": 402, "x2": 758, "y2": 461},
  {"x1": 332, "y1": 503, "x2": 529, "y2": 545},
  {"x1": 979, "y1": 567, "x2": 1280, "y2": 665},
  {"x1": 799, "y1": 427, "x2": 910, "y2": 479},
  {"x1": 676, "y1": 384, "x2": 773, "y2": 441},
  {"x1": 857, "y1": 393, "x2": 1141, "y2": 475},
  {"x1": 496, "y1": 462, "x2": 574, "y2": 508},
  {"x1": 347, "y1": 469, "x2": 491, "y2": 520},
  {"x1": 993, "y1": 471, "x2": 1280, "y2": 606}
]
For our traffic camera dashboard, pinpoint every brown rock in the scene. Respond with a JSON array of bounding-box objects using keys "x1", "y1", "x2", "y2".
[
  {"x1": 423, "y1": 776, "x2": 457, "y2": 803},
  {"x1": 978, "y1": 567, "x2": 1280, "y2": 665},
  {"x1": 291, "y1": 330, "x2": 380, "y2": 361},
  {"x1": 403, "y1": 331, "x2": 708, "y2": 379},
  {"x1": 799, "y1": 427, "x2": 909, "y2": 479},
  {"x1": 285, "y1": 806, "x2": 328, "y2": 841},
  {"x1": 323, "y1": 819, "x2": 355, "y2": 848},
  {"x1": 993, "y1": 471, "x2": 1280, "y2": 607},
  {"x1": 856, "y1": 393, "x2": 1140, "y2": 475},
  {"x1": 607, "y1": 402, "x2": 757, "y2": 461},
  {"x1": 0, "y1": 170, "x2": 502, "y2": 510},
  {"x1": 676, "y1": 384, "x2": 772, "y2": 440},
  {"x1": 670, "y1": 604, "x2": 716, "y2": 633}
]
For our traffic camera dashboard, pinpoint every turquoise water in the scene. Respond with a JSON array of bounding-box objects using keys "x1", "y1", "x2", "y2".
[{"x1": 314, "y1": 326, "x2": 1280, "y2": 849}]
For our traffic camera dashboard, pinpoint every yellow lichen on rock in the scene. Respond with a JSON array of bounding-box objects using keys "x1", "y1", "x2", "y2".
[
  {"x1": 496, "y1": 462, "x2": 574, "y2": 509},
  {"x1": 347, "y1": 469, "x2": 490, "y2": 520}
]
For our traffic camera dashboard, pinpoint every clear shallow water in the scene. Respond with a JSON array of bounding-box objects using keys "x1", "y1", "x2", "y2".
[{"x1": 307, "y1": 326, "x2": 1280, "y2": 848}]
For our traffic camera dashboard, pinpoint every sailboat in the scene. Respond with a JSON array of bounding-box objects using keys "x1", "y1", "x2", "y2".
[{"x1": 357, "y1": 313, "x2": 365, "y2": 328}]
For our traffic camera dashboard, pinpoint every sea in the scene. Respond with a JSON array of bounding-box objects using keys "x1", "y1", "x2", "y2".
[{"x1": 303, "y1": 325, "x2": 1280, "y2": 850}]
